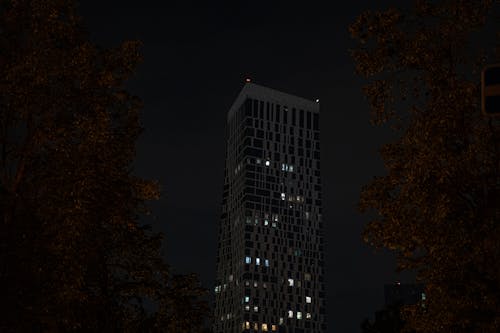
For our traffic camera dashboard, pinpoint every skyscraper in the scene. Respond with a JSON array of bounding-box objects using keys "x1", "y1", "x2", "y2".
[{"x1": 214, "y1": 82, "x2": 326, "y2": 333}]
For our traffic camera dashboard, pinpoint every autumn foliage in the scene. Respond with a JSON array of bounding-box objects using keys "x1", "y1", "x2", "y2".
[
  {"x1": 0, "y1": 0, "x2": 206, "y2": 331},
  {"x1": 351, "y1": 1, "x2": 499, "y2": 332}
]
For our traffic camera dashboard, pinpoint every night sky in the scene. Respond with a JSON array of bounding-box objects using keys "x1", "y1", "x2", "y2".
[{"x1": 79, "y1": 1, "x2": 413, "y2": 332}]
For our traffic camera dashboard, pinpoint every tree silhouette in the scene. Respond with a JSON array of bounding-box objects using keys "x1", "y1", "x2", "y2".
[
  {"x1": 0, "y1": 0, "x2": 207, "y2": 331},
  {"x1": 351, "y1": 1, "x2": 500, "y2": 332}
]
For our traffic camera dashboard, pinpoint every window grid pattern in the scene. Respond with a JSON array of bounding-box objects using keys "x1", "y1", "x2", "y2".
[{"x1": 214, "y1": 84, "x2": 326, "y2": 333}]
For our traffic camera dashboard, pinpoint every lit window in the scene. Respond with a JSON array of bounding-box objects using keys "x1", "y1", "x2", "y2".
[
  {"x1": 281, "y1": 163, "x2": 286, "y2": 171},
  {"x1": 273, "y1": 214, "x2": 279, "y2": 222},
  {"x1": 256, "y1": 258, "x2": 260, "y2": 265},
  {"x1": 256, "y1": 158, "x2": 261, "y2": 164},
  {"x1": 263, "y1": 282, "x2": 267, "y2": 288},
  {"x1": 265, "y1": 259, "x2": 270, "y2": 267},
  {"x1": 245, "y1": 280, "x2": 250, "y2": 286},
  {"x1": 305, "y1": 212, "x2": 310, "y2": 219},
  {"x1": 264, "y1": 219, "x2": 269, "y2": 226},
  {"x1": 253, "y1": 281, "x2": 258, "y2": 288},
  {"x1": 281, "y1": 193, "x2": 286, "y2": 200},
  {"x1": 265, "y1": 160, "x2": 270, "y2": 166},
  {"x1": 306, "y1": 296, "x2": 311, "y2": 303},
  {"x1": 279, "y1": 317, "x2": 284, "y2": 325},
  {"x1": 245, "y1": 305, "x2": 250, "y2": 311},
  {"x1": 229, "y1": 274, "x2": 233, "y2": 282},
  {"x1": 245, "y1": 321, "x2": 250, "y2": 329},
  {"x1": 254, "y1": 306, "x2": 258, "y2": 312},
  {"x1": 288, "y1": 310, "x2": 293, "y2": 318},
  {"x1": 288, "y1": 278, "x2": 294, "y2": 286},
  {"x1": 289, "y1": 165, "x2": 294, "y2": 172},
  {"x1": 262, "y1": 323, "x2": 268, "y2": 331},
  {"x1": 244, "y1": 296, "x2": 250, "y2": 303},
  {"x1": 272, "y1": 324, "x2": 277, "y2": 331},
  {"x1": 245, "y1": 256, "x2": 251, "y2": 264},
  {"x1": 305, "y1": 273, "x2": 311, "y2": 281},
  {"x1": 297, "y1": 312, "x2": 302, "y2": 320},
  {"x1": 254, "y1": 323, "x2": 258, "y2": 330},
  {"x1": 421, "y1": 293, "x2": 426, "y2": 301},
  {"x1": 272, "y1": 222, "x2": 277, "y2": 228},
  {"x1": 306, "y1": 313, "x2": 311, "y2": 319}
]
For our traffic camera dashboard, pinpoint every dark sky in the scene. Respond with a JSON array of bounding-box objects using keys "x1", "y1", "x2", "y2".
[{"x1": 79, "y1": 1, "x2": 413, "y2": 332}]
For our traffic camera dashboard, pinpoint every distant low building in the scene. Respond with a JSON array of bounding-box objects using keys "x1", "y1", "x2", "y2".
[
  {"x1": 361, "y1": 283, "x2": 425, "y2": 333},
  {"x1": 384, "y1": 282, "x2": 426, "y2": 307}
]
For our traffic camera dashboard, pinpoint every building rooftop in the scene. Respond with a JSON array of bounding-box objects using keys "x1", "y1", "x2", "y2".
[{"x1": 228, "y1": 82, "x2": 319, "y2": 120}]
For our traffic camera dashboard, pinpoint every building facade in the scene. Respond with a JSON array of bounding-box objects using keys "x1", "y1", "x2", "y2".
[{"x1": 214, "y1": 82, "x2": 326, "y2": 333}]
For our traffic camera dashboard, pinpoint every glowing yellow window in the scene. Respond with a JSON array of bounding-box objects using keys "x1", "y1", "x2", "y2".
[{"x1": 262, "y1": 323, "x2": 268, "y2": 331}]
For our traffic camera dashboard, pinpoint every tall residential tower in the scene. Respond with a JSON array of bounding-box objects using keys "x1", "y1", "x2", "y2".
[{"x1": 214, "y1": 82, "x2": 326, "y2": 333}]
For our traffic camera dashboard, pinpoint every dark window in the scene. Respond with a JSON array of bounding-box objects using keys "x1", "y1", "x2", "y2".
[
  {"x1": 244, "y1": 127, "x2": 254, "y2": 137},
  {"x1": 244, "y1": 147, "x2": 262, "y2": 158},
  {"x1": 299, "y1": 109, "x2": 304, "y2": 127},
  {"x1": 313, "y1": 113, "x2": 319, "y2": 130},
  {"x1": 245, "y1": 98, "x2": 252, "y2": 116}
]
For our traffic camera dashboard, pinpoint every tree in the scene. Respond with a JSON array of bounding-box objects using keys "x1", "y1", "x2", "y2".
[
  {"x1": 350, "y1": 1, "x2": 500, "y2": 332},
  {"x1": 0, "y1": 0, "x2": 207, "y2": 331}
]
